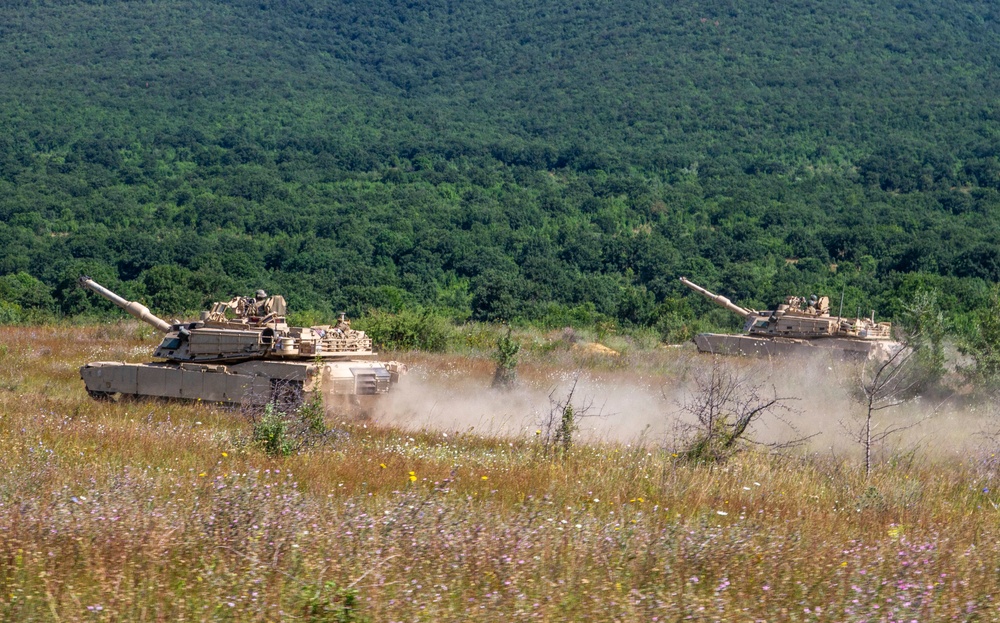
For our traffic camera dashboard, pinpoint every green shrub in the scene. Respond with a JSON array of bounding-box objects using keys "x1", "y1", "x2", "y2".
[
  {"x1": 249, "y1": 396, "x2": 330, "y2": 457},
  {"x1": 252, "y1": 403, "x2": 294, "y2": 457},
  {"x1": 298, "y1": 581, "x2": 364, "y2": 623},
  {"x1": 491, "y1": 327, "x2": 521, "y2": 389},
  {"x1": 354, "y1": 308, "x2": 452, "y2": 351},
  {"x1": 287, "y1": 309, "x2": 336, "y2": 328},
  {"x1": 0, "y1": 301, "x2": 23, "y2": 325},
  {"x1": 454, "y1": 322, "x2": 505, "y2": 352}
]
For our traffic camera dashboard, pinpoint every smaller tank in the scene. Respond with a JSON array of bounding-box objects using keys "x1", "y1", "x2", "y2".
[
  {"x1": 78, "y1": 277, "x2": 405, "y2": 413},
  {"x1": 679, "y1": 277, "x2": 901, "y2": 360}
]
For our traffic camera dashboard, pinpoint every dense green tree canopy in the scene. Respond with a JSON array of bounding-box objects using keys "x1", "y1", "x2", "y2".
[{"x1": 1, "y1": 0, "x2": 999, "y2": 336}]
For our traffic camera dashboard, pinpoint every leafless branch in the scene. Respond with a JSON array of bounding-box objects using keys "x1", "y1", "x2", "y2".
[
  {"x1": 536, "y1": 376, "x2": 606, "y2": 458},
  {"x1": 844, "y1": 331, "x2": 946, "y2": 477},
  {"x1": 671, "y1": 358, "x2": 802, "y2": 462}
]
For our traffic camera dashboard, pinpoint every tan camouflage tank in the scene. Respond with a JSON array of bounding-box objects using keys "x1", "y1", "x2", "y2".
[
  {"x1": 78, "y1": 277, "x2": 404, "y2": 413},
  {"x1": 679, "y1": 277, "x2": 901, "y2": 360}
]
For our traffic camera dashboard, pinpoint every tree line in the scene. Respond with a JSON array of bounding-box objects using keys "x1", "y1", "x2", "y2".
[{"x1": 0, "y1": 0, "x2": 999, "y2": 350}]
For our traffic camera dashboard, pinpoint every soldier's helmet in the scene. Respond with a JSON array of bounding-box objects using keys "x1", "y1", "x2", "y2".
[{"x1": 255, "y1": 289, "x2": 267, "y2": 299}]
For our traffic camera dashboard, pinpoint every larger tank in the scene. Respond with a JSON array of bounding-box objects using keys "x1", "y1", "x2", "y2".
[
  {"x1": 679, "y1": 277, "x2": 902, "y2": 360},
  {"x1": 78, "y1": 277, "x2": 405, "y2": 413}
]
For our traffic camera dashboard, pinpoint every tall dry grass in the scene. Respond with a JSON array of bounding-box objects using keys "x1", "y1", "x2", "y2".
[{"x1": 0, "y1": 324, "x2": 998, "y2": 621}]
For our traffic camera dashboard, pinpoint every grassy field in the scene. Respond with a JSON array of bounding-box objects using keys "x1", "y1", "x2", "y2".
[{"x1": 1, "y1": 324, "x2": 999, "y2": 621}]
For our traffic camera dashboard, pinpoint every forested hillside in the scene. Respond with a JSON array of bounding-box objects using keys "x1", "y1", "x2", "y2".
[{"x1": 2, "y1": 0, "x2": 1000, "y2": 338}]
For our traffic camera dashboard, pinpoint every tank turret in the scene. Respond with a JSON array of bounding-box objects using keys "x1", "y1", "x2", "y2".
[
  {"x1": 77, "y1": 277, "x2": 404, "y2": 411},
  {"x1": 678, "y1": 277, "x2": 899, "y2": 360}
]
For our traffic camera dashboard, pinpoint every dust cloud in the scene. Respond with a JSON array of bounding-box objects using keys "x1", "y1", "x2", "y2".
[
  {"x1": 379, "y1": 365, "x2": 672, "y2": 442},
  {"x1": 376, "y1": 352, "x2": 999, "y2": 459}
]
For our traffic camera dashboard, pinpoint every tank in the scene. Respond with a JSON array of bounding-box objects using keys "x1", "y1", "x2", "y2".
[
  {"x1": 679, "y1": 277, "x2": 902, "y2": 360},
  {"x1": 77, "y1": 277, "x2": 405, "y2": 413}
]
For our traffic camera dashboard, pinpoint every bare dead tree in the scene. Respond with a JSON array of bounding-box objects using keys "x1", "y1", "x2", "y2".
[
  {"x1": 673, "y1": 358, "x2": 803, "y2": 463},
  {"x1": 536, "y1": 377, "x2": 604, "y2": 459},
  {"x1": 842, "y1": 342, "x2": 945, "y2": 478}
]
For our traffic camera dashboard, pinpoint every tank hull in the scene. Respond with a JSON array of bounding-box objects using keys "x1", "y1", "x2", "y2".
[
  {"x1": 693, "y1": 333, "x2": 901, "y2": 361},
  {"x1": 81, "y1": 359, "x2": 400, "y2": 412}
]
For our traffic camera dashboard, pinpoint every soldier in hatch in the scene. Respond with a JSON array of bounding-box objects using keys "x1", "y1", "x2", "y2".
[
  {"x1": 243, "y1": 290, "x2": 271, "y2": 316},
  {"x1": 334, "y1": 312, "x2": 351, "y2": 335},
  {"x1": 252, "y1": 289, "x2": 271, "y2": 316}
]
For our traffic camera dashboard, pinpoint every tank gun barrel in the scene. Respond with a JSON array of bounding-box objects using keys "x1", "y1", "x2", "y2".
[
  {"x1": 78, "y1": 276, "x2": 173, "y2": 333},
  {"x1": 679, "y1": 277, "x2": 753, "y2": 317}
]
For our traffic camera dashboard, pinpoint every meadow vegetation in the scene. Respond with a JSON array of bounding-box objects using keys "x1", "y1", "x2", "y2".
[
  {"x1": 3, "y1": 324, "x2": 1000, "y2": 621},
  {"x1": 5, "y1": 1, "x2": 1000, "y2": 616}
]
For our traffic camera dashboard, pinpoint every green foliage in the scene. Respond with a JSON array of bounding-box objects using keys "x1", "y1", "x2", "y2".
[
  {"x1": 298, "y1": 396, "x2": 328, "y2": 437},
  {"x1": 682, "y1": 417, "x2": 741, "y2": 465},
  {"x1": 529, "y1": 302, "x2": 610, "y2": 330},
  {"x1": 536, "y1": 379, "x2": 594, "y2": 459},
  {"x1": 653, "y1": 297, "x2": 698, "y2": 344},
  {"x1": 960, "y1": 286, "x2": 1000, "y2": 391},
  {"x1": 899, "y1": 289, "x2": 948, "y2": 391},
  {"x1": 141, "y1": 265, "x2": 204, "y2": 315},
  {"x1": 0, "y1": 273, "x2": 56, "y2": 323},
  {"x1": 354, "y1": 309, "x2": 451, "y2": 352},
  {"x1": 0, "y1": 301, "x2": 22, "y2": 326},
  {"x1": 297, "y1": 581, "x2": 364, "y2": 623},
  {"x1": 556, "y1": 403, "x2": 575, "y2": 457},
  {"x1": 252, "y1": 403, "x2": 294, "y2": 457},
  {"x1": 452, "y1": 323, "x2": 506, "y2": 352},
  {"x1": 0, "y1": 273, "x2": 54, "y2": 312},
  {"x1": 287, "y1": 309, "x2": 336, "y2": 328},
  {"x1": 491, "y1": 327, "x2": 521, "y2": 390},
  {"x1": 250, "y1": 396, "x2": 329, "y2": 457},
  {"x1": 3, "y1": 0, "x2": 1000, "y2": 342}
]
